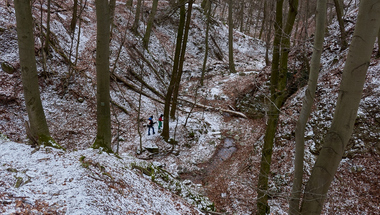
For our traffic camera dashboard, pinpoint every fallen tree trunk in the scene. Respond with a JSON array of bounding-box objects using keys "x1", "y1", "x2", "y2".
[
  {"x1": 179, "y1": 98, "x2": 247, "y2": 118},
  {"x1": 111, "y1": 73, "x2": 164, "y2": 105}
]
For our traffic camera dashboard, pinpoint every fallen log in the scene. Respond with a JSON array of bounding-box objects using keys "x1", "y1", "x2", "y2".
[{"x1": 179, "y1": 98, "x2": 247, "y2": 118}]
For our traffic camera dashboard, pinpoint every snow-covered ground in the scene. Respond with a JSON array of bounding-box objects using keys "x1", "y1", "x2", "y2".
[
  {"x1": 1, "y1": 0, "x2": 380, "y2": 214},
  {"x1": 0, "y1": 136, "x2": 206, "y2": 214}
]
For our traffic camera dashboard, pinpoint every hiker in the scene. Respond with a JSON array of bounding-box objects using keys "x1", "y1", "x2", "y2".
[
  {"x1": 147, "y1": 115, "x2": 155, "y2": 135},
  {"x1": 158, "y1": 114, "x2": 163, "y2": 130}
]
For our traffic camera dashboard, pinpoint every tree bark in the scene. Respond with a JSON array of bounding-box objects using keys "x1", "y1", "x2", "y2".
[
  {"x1": 228, "y1": 0, "x2": 236, "y2": 73},
  {"x1": 201, "y1": 0, "x2": 211, "y2": 86},
  {"x1": 289, "y1": 0, "x2": 327, "y2": 214},
  {"x1": 132, "y1": 0, "x2": 142, "y2": 34},
  {"x1": 71, "y1": 0, "x2": 78, "y2": 33},
  {"x1": 170, "y1": 0, "x2": 193, "y2": 119},
  {"x1": 143, "y1": 0, "x2": 159, "y2": 49},
  {"x1": 278, "y1": 0, "x2": 298, "y2": 100},
  {"x1": 92, "y1": 0, "x2": 113, "y2": 153},
  {"x1": 45, "y1": 0, "x2": 51, "y2": 55},
  {"x1": 300, "y1": 1, "x2": 380, "y2": 214},
  {"x1": 257, "y1": 0, "x2": 299, "y2": 214},
  {"x1": 109, "y1": 0, "x2": 116, "y2": 34},
  {"x1": 333, "y1": 0, "x2": 348, "y2": 50},
  {"x1": 74, "y1": 0, "x2": 86, "y2": 67},
  {"x1": 257, "y1": 1, "x2": 284, "y2": 213},
  {"x1": 14, "y1": 0, "x2": 61, "y2": 148},
  {"x1": 162, "y1": 0, "x2": 186, "y2": 141},
  {"x1": 239, "y1": 0, "x2": 245, "y2": 32},
  {"x1": 265, "y1": 1, "x2": 274, "y2": 66},
  {"x1": 259, "y1": 1, "x2": 267, "y2": 40}
]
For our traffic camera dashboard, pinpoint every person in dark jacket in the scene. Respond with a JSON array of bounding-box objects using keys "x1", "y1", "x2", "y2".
[{"x1": 147, "y1": 116, "x2": 155, "y2": 135}]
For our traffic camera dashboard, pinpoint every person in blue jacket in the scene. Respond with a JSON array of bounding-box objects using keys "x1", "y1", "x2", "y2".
[{"x1": 147, "y1": 116, "x2": 155, "y2": 135}]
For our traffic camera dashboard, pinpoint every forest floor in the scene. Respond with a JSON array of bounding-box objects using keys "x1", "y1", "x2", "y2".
[{"x1": 1, "y1": 0, "x2": 380, "y2": 214}]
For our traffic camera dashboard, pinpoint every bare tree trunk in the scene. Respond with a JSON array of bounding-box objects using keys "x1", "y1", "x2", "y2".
[
  {"x1": 162, "y1": 0, "x2": 186, "y2": 141},
  {"x1": 92, "y1": 0, "x2": 113, "y2": 153},
  {"x1": 132, "y1": 0, "x2": 142, "y2": 34},
  {"x1": 259, "y1": 1, "x2": 266, "y2": 40},
  {"x1": 289, "y1": 0, "x2": 327, "y2": 214},
  {"x1": 278, "y1": 0, "x2": 299, "y2": 98},
  {"x1": 228, "y1": 0, "x2": 236, "y2": 73},
  {"x1": 170, "y1": 0, "x2": 193, "y2": 119},
  {"x1": 245, "y1": 0, "x2": 254, "y2": 35},
  {"x1": 143, "y1": 0, "x2": 158, "y2": 49},
  {"x1": 201, "y1": 0, "x2": 211, "y2": 86},
  {"x1": 265, "y1": 1, "x2": 274, "y2": 66},
  {"x1": 333, "y1": 0, "x2": 348, "y2": 50},
  {"x1": 137, "y1": 58, "x2": 144, "y2": 154},
  {"x1": 39, "y1": 0, "x2": 47, "y2": 74},
  {"x1": 257, "y1": 1, "x2": 284, "y2": 213},
  {"x1": 71, "y1": 0, "x2": 78, "y2": 33},
  {"x1": 201, "y1": 0, "x2": 210, "y2": 14},
  {"x1": 74, "y1": 0, "x2": 86, "y2": 67},
  {"x1": 45, "y1": 0, "x2": 51, "y2": 55},
  {"x1": 14, "y1": 0, "x2": 61, "y2": 148},
  {"x1": 109, "y1": 0, "x2": 116, "y2": 35},
  {"x1": 300, "y1": 1, "x2": 380, "y2": 214},
  {"x1": 239, "y1": 0, "x2": 244, "y2": 32},
  {"x1": 257, "y1": 0, "x2": 299, "y2": 214}
]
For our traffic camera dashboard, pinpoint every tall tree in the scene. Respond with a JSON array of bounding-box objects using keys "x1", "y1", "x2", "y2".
[
  {"x1": 170, "y1": 0, "x2": 193, "y2": 119},
  {"x1": 201, "y1": 0, "x2": 212, "y2": 86},
  {"x1": 228, "y1": 0, "x2": 236, "y2": 73},
  {"x1": 71, "y1": 0, "x2": 78, "y2": 33},
  {"x1": 300, "y1": 1, "x2": 380, "y2": 214},
  {"x1": 333, "y1": 0, "x2": 348, "y2": 50},
  {"x1": 74, "y1": 0, "x2": 86, "y2": 67},
  {"x1": 259, "y1": 1, "x2": 267, "y2": 40},
  {"x1": 239, "y1": 0, "x2": 245, "y2": 32},
  {"x1": 264, "y1": 1, "x2": 274, "y2": 66},
  {"x1": 132, "y1": 0, "x2": 142, "y2": 34},
  {"x1": 92, "y1": 0, "x2": 113, "y2": 153},
  {"x1": 289, "y1": 0, "x2": 327, "y2": 214},
  {"x1": 44, "y1": 0, "x2": 51, "y2": 55},
  {"x1": 109, "y1": 0, "x2": 116, "y2": 34},
  {"x1": 143, "y1": 0, "x2": 159, "y2": 49},
  {"x1": 257, "y1": 0, "x2": 299, "y2": 214},
  {"x1": 257, "y1": 2, "x2": 284, "y2": 212},
  {"x1": 14, "y1": 0, "x2": 61, "y2": 149},
  {"x1": 162, "y1": 0, "x2": 186, "y2": 142}
]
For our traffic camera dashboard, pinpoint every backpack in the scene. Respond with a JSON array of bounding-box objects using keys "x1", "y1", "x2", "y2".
[{"x1": 148, "y1": 118, "x2": 153, "y2": 127}]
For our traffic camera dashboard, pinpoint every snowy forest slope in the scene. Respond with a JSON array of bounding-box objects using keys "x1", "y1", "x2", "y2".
[{"x1": 0, "y1": 0, "x2": 380, "y2": 214}]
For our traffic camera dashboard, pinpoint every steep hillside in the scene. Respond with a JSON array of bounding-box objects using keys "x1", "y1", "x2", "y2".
[{"x1": 1, "y1": 0, "x2": 379, "y2": 214}]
